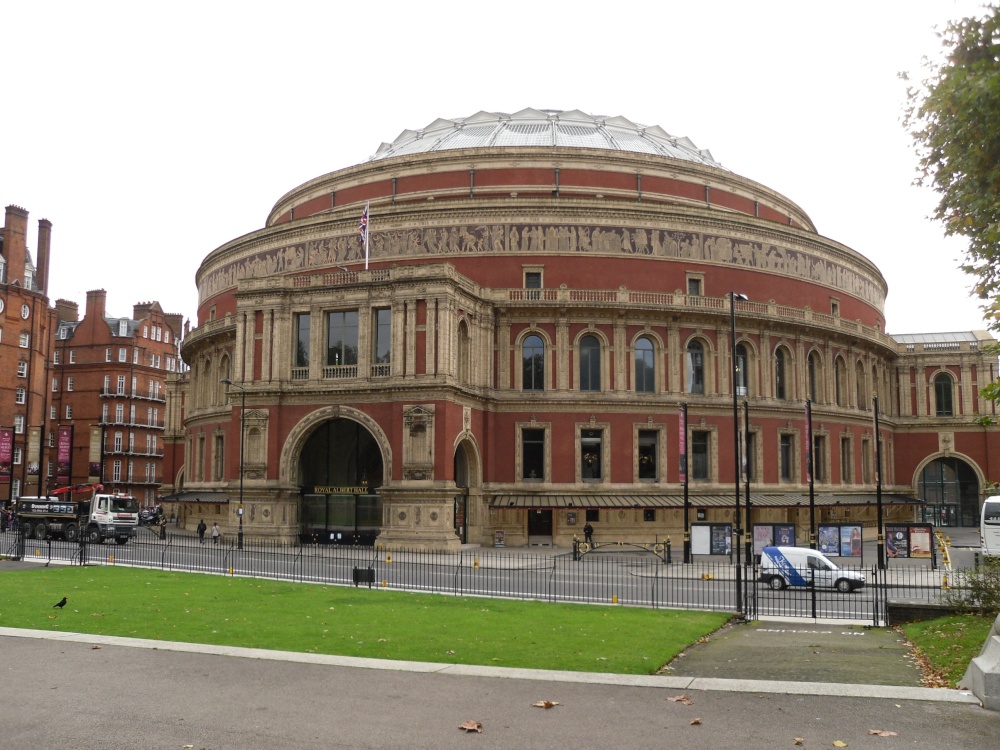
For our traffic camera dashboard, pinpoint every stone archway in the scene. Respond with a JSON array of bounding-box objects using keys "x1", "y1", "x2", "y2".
[
  {"x1": 916, "y1": 454, "x2": 983, "y2": 527},
  {"x1": 453, "y1": 432, "x2": 484, "y2": 545}
]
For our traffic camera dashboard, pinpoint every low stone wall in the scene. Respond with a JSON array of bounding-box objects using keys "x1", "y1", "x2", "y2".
[{"x1": 886, "y1": 599, "x2": 966, "y2": 626}]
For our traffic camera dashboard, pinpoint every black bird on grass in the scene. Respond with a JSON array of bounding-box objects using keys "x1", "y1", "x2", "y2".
[{"x1": 53, "y1": 597, "x2": 67, "y2": 609}]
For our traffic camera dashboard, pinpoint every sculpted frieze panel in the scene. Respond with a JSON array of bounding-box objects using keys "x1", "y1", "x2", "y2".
[{"x1": 201, "y1": 223, "x2": 883, "y2": 308}]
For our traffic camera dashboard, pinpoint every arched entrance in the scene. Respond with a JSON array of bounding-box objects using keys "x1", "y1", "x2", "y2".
[
  {"x1": 917, "y1": 456, "x2": 980, "y2": 527},
  {"x1": 453, "y1": 435, "x2": 483, "y2": 545},
  {"x1": 298, "y1": 418, "x2": 384, "y2": 544}
]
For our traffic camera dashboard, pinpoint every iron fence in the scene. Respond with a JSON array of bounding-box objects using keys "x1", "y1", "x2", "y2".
[{"x1": 1, "y1": 529, "x2": 979, "y2": 622}]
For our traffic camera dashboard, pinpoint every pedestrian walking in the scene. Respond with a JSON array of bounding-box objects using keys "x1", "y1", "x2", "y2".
[
  {"x1": 583, "y1": 522, "x2": 594, "y2": 545},
  {"x1": 211, "y1": 522, "x2": 220, "y2": 545},
  {"x1": 197, "y1": 519, "x2": 207, "y2": 544}
]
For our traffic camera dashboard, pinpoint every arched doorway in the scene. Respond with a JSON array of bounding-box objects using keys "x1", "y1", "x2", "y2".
[
  {"x1": 298, "y1": 418, "x2": 385, "y2": 544},
  {"x1": 917, "y1": 456, "x2": 980, "y2": 527}
]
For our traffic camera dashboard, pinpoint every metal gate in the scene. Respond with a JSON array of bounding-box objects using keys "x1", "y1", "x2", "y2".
[{"x1": 746, "y1": 562, "x2": 888, "y2": 626}]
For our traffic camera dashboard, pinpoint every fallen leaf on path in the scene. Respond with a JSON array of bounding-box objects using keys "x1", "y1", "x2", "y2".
[
  {"x1": 668, "y1": 695, "x2": 693, "y2": 705},
  {"x1": 832, "y1": 742, "x2": 848, "y2": 748},
  {"x1": 868, "y1": 730, "x2": 898, "y2": 737},
  {"x1": 532, "y1": 701, "x2": 560, "y2": 709},
  {"x1": 90, "y1": 645, "x2": 101, "y2": 650},
  {"x1": 793, "y1": 739, "x2": 805, "y2": 746},
  {"x1": 458, "y1": 720, "x2": 483, "y2": 733},
  {"x1": 690, "y1": 718, "x2": 702, "y2": 725}
]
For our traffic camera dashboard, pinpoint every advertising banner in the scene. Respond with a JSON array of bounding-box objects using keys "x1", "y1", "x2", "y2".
[
  {"x1": 27, "y1": 426, "x2": 41, "y2": 475},
  {"x1": 753, "y1": 525, "x2": 773, "y2": 556},
  {"x1": 56, "y1": 426, "x2": 73, "y2": 485},
  {"x1": 775, "y1": 524, "x2": 796, "y2": 547},
  {"x1": 910, "y1": 525, "x2": 933, "y2": 559},
  {"x1": 89, "y1": 426, "x2": 103, "y2": 481},
  {"x1": 818, "y1": 524, "x2": 840, "y2": 555},
  {"x1": 0, "y1": 428, "x2": 12, "y2": 478},
  {"x1": 886, "y1": 525, "x2": 910, "y2": 558},
  {"x1": 840, "y1": 524, "x2": 863, "y2": 557}
]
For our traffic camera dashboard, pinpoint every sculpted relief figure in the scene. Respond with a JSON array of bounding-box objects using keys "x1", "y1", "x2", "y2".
[{"x1": 199, "y1": 221, "x2": 883, "y2": 309}]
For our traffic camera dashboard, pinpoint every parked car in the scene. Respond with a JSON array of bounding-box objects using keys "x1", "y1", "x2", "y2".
[{"x1": 759, "y1": 546, "x2": 866, "y2": 592}]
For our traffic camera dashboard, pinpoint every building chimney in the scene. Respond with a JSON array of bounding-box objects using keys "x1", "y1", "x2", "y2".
[
  {"x1": 35, "y1": 218, "x2": 52, "y2": 295},
  {"x1": 85, "y1": 289, "x2": 108, "y2": 319},
  {"x1": 3, "y1": 205, "x2": 29, "y2": 286},
  {"x1": 55, "y1": 298, "x2": 80, "y2": 323}
]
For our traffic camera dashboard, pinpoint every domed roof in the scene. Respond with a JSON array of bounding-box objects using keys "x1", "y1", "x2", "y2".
[{"x1": 370, "y1": 108, "x2": 726, "y2": 170}]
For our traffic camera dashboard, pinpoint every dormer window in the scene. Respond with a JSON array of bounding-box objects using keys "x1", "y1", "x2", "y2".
[{"x1": 119, "y1": 320, "x2": 129, "y2": 336}]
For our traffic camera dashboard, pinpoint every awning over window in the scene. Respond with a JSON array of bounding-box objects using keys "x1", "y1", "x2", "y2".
[
  {"x1": 158, "y1": 492, "x2": 231, "y2": 504},
  {"x1": 490, "y1": 493, "x2": 920, "y2": 509}
]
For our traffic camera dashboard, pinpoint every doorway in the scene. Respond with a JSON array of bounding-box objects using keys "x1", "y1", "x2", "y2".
[{"x1": 528, "y1": 508, "x2": 553, "y2": 546}]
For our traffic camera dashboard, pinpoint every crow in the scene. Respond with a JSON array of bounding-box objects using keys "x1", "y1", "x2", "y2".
[{"x1": 53, "y1": 597, "x2": 67, "y2": 609}]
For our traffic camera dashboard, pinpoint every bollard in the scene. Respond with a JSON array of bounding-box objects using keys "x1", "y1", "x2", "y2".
[
  {"x1": 474, "y1": 556, "x2": 479, "y2": 569},
  {"x1": 386, "y1": 552, "x2": 393, "y2": 564},
  {"x1": 612, "y1": 594, "x2": 618, "y2": 604}
]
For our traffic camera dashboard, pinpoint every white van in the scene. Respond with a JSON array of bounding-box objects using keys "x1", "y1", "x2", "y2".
[
  {"x1": 981, "y1": 498, "x2": 1000, "y2": 557},
  {"x1": 759, "y1": 546, "x2": 866, "y2": 592}
]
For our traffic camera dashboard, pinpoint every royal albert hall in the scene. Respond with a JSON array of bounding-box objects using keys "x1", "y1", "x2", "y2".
[{"x1": 166, "y1": 108, "x2": 1000, "y2": 552}]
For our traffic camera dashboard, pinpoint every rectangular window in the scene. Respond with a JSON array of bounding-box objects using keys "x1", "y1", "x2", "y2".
[
  {"x1": 114, "y1": 432, "x2": 123, "y2": 452},
  {"x1": 65, "y1": 405, "x2": 73, "y2": 419},
  {"x1": 133, "y1": 349, "x2": 139, "y2": 364},
  {"x1": 105, "y1": 348, "x2": 112, "y2": 362},
  {"x1": 813, "y1": 434, "x2": 826, "y2": 483},
  {"x1": 373, "y1": 308, "x2": 391, "y2": 366},
  {"x1": 53, "y1": 349, "x2": 60, "y2": 364},
  {"x1": 586, "y1": 509, "x2": 600, "y2": 522},
  {"x1": 18, "y1": 361, "x2": 28, "y2": 377},
  {"x1": 780, "y1": 434, "x2": 794, "y2": 481},
  {"x1": 326, "y1": 311, "x2": 359, "y2": 366},
  {"x1": 687, "y1": 277, "x2": 702, "y2": 296},
  {"x1": 862, "y1": 439, "x2": 873, "y2": 484},
  {"x1": 67, "y1": 377, "x2": 74, "y2": 391},
  {"x1": 119, "y1": 320, "x2": 129, "y2": 336},
  {"x1": 638, "y1": 429, "x2": 658, "y2": 481},
  {"x1": 15, "y1": 387, "x2": 26, "y2": 405},
  {"x1": 50, "y1": 406, "x2": 57, "y2": 420},
  {"x1": 580, "y1": 429, "x2": 603, "y2": 480},
  {"x1": 119, "y1": 348, "x2": 127, "y2": 362},
  {"x1": 113, "y1": 460, "x2": 122, "y2": 483},
  {"x1": 744, "y1": 431, "x2": 756, "y2": 481},
  {"x1": 117, "y1": 375, "x2": 126, "y2": 395},
  {"x1": 522, "y1": 428, "x2": 545, "y2": 481},
  {"x1": 13, "y1": 447, "x2": 22, "y2": 465},
  {"x1": 52, "y1": 377, "x2": 58, "y2": 391},
  {"x1": 840, "y1": 437, "x2": 852, "y2": 483},
  {"x1": 525, "y1": 271, "x2": 542, "y2": 289},
  {"x1": 14, "y1": 415, "x2": 25, "y2": 433},
  {"x1": 69, "y1": 350, "x2": 76, "y2": 363},
  {"x1": 691, "y1": 431, "x2": 709, "y2": 480},
  {"x1": 294, "y1": 312, "x2": 311, "y2": 368},
  {"x1": 19, "y1": 332, "x2": 29, "y2": 348},
  {"x1": 115, "y1": 403, "x2": 124, "y2": 423},
  {"x1": 643, "y1": 509, "x2": 656, "y2": 522}
]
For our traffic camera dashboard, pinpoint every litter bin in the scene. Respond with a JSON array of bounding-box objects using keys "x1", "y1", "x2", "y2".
[{"x1": 353, "y1": 566, "x2": 375, "y2": 587}]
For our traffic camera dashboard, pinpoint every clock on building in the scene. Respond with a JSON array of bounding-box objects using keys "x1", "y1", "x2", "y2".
[{"x1": 21, "y1": 303, "x2": 30, "y2": 319}]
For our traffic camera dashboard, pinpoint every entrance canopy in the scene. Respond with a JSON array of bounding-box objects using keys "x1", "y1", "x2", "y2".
[
  {"x1": 491, "y1": 493, "x2": 920, "y2": 509},
  {"x1": 159, "y1": 492, "x2": 231, "y2": 504}
]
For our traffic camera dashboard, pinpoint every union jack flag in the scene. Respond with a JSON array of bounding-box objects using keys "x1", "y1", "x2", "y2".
[{"x1": 359, "y1": 203, "x2": 369, "y2": 247}]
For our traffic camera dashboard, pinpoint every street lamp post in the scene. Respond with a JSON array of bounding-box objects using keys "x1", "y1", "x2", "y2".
[
  {"x1": 730, "y1": 291, "x2": 748, "y2": 611},
  {"x1": 220, "y1": 379, "x2": 245, "y2": 550}
]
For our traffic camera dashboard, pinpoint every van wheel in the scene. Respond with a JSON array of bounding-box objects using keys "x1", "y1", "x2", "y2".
[
  {"x1": 86, "y1": 528, "x2": 102, "y2": 544},
  {"x1": 34, "y1": 523, "x2": 48, "y2": 540},
  {"x1": 20, "y1": 522, "x2": 34, "y2": 540},
  {"x1": 835, "y1": 579, "x2": 853, "y2": 593},
  {"x1": 64, "y1": 524, "x2": 79, "y2": 542},
  {"x1": 768, "y1": 576, "x2": 786, "y2": 591}
]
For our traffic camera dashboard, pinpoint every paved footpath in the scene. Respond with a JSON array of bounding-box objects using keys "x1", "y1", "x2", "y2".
[{"x1": 2, "y1": 624, "x2": 998, "y2": 750}]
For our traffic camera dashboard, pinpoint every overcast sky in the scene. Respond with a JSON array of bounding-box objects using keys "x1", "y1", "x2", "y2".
[{"x1": 2, "y1": 1, "x2": 992, "y2": 336}]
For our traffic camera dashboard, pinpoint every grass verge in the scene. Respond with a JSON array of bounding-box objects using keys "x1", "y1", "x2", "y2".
[
  {"x1": 899, "y1": 614, "x2": 996, "y2": 687},
  {"x1": 0, "y1": 566, "x2": 731, "y2": 674}
]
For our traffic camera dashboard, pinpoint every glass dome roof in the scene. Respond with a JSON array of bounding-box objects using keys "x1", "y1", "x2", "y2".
[{"x1": 370, "y1": 108, "x2": 725, "y2": 169}]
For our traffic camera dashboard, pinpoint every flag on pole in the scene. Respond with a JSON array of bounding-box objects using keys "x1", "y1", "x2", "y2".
[{"x1": 359, "y1": 202, "x2": 370, "y2": 269}]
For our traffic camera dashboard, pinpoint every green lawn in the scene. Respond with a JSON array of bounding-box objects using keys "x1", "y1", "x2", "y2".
[
  {"x1": 900, "y1": 614, "x2": 997, "y2": 687},
  {"x1": 0, "y1": 566, "x2": 731, "y2": 675}
]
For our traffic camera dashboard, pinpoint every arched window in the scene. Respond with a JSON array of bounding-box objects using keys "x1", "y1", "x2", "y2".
[
  {"x1": 935, "y1": 372, "x2": 954, "y2": 416},
  {"x1": 458, "y1": 321, "x2": 471, "y2": 385},
  {"x1": 808, "y1": 351, "x2": 821, "y2": 403},
  {"x1": 774, "y1": 348, "x2": 787, "y2": 400},
  {"x1": 686, "y1": 340, "x2": 704, "y2": 395},
  {"x1": 734, "y1": 343, "x2": 749, "y2": 397},
  {"x1": 835, "y1": 357, "x2": 847, "y2": 407},
  {"x1": 855, "y1": 360, "x2": 866, "y2": 410},
  {"x1": 522, "y1": 335, "x2": 545, "y2": 391},
  {"x1": 579, "y1": 335, "x2": 601, "y2": 391},
  {"x1": 634, "y1": 337, "x2": 655, "y2": 393}
]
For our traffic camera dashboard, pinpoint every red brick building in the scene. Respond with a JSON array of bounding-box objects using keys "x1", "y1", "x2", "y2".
[
  {"x1": 163, "y1": 109, "x2": 1000, "y2": 550},
  {"x1": 50, "y1": 290, "x2": 183, "y2": 504},
  {"x1": 1, "y1": 205, "x2": 56, "y2": 504}
]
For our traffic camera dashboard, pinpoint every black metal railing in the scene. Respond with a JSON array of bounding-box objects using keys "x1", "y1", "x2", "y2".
[{"x1": 0, "y1": 529, "x2": 979, "y2": 622}]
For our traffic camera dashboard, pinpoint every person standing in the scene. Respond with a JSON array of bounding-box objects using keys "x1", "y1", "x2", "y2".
[
  {"x1": 211, "y1": 522, "x2": 220, "y2": 545},
  {"x1": 583, "y1": 522, "x2": 594, "y2": 545},
  {"x1": 197, "y1": 519, "x2": 207, "y2": 544}
]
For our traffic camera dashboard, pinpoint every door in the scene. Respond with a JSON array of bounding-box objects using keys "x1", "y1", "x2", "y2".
[
  {"x1": 527, "y1": 509, "x2": 553, "y2": 545},
  {"x1": 454, "y1": 494, "x2": 467, "y2": 543}
]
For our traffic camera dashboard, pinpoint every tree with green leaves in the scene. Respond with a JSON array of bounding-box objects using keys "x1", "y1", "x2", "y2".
[{"x1": 902, "y1": 5, "x2": 1000, "y2": 324}]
